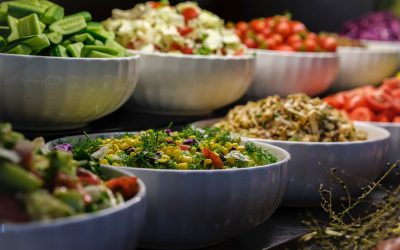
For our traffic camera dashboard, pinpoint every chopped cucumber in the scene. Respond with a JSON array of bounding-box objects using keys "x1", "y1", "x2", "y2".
[
  {"x1": 18, "y1": 13, "x2": 42, "y2": 38},
  {"x1": 86, "y1": 50, "x2": 115, "y2": 58},
  {"x1": 94, "y1": 39, "x2": 104, "y2": 46},
  {"x1": 0, "y1": 36, "x2": 6, "y2": 49},
  {"x1": 66, "y1": 11, "x2": 92, "y2": 22},
  {"x1": 0, "y1": 26, "x2": 10, "y2": 37},
  {"x1": 71, "y1": 32, "x2": 94, "y2": 44},
  {"x1": 7, "y1": 1, "x2": 47, "y2": 18},
  {"x1": 21, "y1": 34, "x2": 50, "y2": 50},
  {"x1": 50, "y1": 44, "x2": 68, "y2": 57},
  {"x1": 5, "y1": 44, "x2": 32, "y2": 54},
  {"x1": 7, "y1": 15, "x2": 19, "y2": 42},
  {"x1": 38, "y1": 0, "x2": 56, "y2": 9},
  {"x1": 86, "y1": 22, "x2": 114, "y2": 42},
  {"x1": 49, "y1": 15, "x2": 86, "y2": 35},
  {"x1": 0, "y1": 162, "x2": 42, "y2": 191},
  {"x1": 81, "y1": 45, "x2": 119, "y2": 57},
  {"x1": 41, "y1": 5, "x2": 64, "y2": 25},
  {"x1": 0, "y1": 3, "x2": 8, "y2": 24},
  {"x1": 46, "y1": 31, "x2": 62, "y2": 44},
  {"x1": 105, "y1": 39, "x2": 126, "y2": 56},
  {"x1": 66, "y1": 42, "x2": 83, "y2": 57}
]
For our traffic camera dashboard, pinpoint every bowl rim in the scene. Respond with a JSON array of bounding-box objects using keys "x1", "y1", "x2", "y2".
[
  {"x1": 191, "y1": 118, "x2": 391, "y2": 146},
  {"x1": 128, "y1": 49, "x2": 254, "y2": 60},
  {"x1": 47, "y1": 132, "x2": 290, "y2": 174},
  {"x1": 249, "y1": 48, "x2": 338, "y2": 58},
  {"x1": 355, "y1": 120, "x2": 400, "y2": 128},
  {"x1": 0, "y1": 52, "x2": 140, "y2": 61},
  {"x1": 1, "y1": 167, "x2": 146, "y2": 231},
  {"x1": 337, "y1": 45, "x2": 400, "y2": 54}
]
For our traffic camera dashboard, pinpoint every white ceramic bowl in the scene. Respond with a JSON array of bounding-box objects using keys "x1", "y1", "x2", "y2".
[
  {"x1": 0, "y1": 166, "x2": 147, "y2": 250},
  {"x1": 331, "y1": 46, "x2": 400, "y2": 91},
  {"x1": 125, "y1": 50, "x2": 255, "y2": 115},
  {"x1": 358, "y1": 121, "x2": 400, "y2": 164},
  {"x1": 0, "y1": 53, "x2": 140, "y2": 131},
  {"x1": 246, "y1": 49, "x2": 339, "y2": 99},
  {"x1": 193, "y1": 119, "x2": 390, "y2": 206},
  {"x1": 48, "y1": 134, "x2": 289, "y2": 249}
]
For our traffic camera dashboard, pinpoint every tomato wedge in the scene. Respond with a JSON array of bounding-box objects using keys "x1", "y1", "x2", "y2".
[
  {"x1": 323, "y1": 93, "x2": 345, "y2": 109},
  {"x1": 106, "y1": 176, "x2": 139, "y2": 200},
  {"x1": 201, "y1": 148, "x2": 224, "y2": 169},
  {"x1": 349, "y1": 107, "x2": 376, "y2": 121},
  {"x1": 77, "y1": 168, "x2": 101, "y2": 185},
  {"x1": 182, "y1": 7, "x2": 199, "y2": 21},
  {"x1": 177, "y1": 26, "x2": 193, "y2": 36},
  {"x1": 343, "y1": 95, "x2": 367, "y2": 111},
  {"x1": 365, "y1": 91, "x2": 392, "y2": 112}
]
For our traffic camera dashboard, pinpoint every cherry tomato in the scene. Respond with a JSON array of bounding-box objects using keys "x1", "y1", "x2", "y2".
[
  {"x1": 182, "y1": 7, "x2": 199, "y2": 21},
  {"x1": 177, "y1": 26, "x2": 193, "y2": 36},
  {"x1": 275, "y1": 21, "x2": 292, "y2": 38},
  {"x1": 349, "y1": 107, "x2": 376, "y2": 121},
  {"x1": 148, "y1": 1, "x2": 162, "y2": 8},
  {"x1": 287, "y1": 34, "x2": 302, "y2": 46},
  {"x1": 202, "y1": 148, "x2": 224, "y2": 169},
  {"x1": 319, "y1": 36, "x2": 337, "y2": 52},
  {"x1": 306, "y1": 32, "x2": 318, "y2": 41},
  {"x1": 392, "y1": 89, "x2": 400, "y2": 98},
  {"x1": 265, "y1": 37, "x2": 277, "y2": 50},
  {"x1": 393, "y1": 116, "x2": 400, "y2": 123},
  {"x1": 236, "y1": 21, "x2": 249, "y2": 32},
  {"x1": 365, "y1": 91, "x2": 392, "y2": 112},
  {"x1": 324, "y1": 93, "x2": 346, "y2": 109},
  {"x1": 380, "y1": 110, "x2": 397, "y2": 121},
  {"x1": 77, "y1": 168, "x2": 102, "y2": 185},
  {"x1": 376, "y1": 114, "x2": 390, "y2": 122},
  {"x1": 234, "y1": 47, "x2": 245, "y2": 56},
  {"x1": 250, "y1": 19, "x2": 265, "y2": 32},
  {"x1": 271, "y1": 33, "x2": 284, "y2": 44},
  {"x1": 261, "y1": 27, "x2": 272, "y2": 37},
  {"x1": 243, "y1": 37, "x2": 257, "y2": 48},
  {"x1": 290, "y1": 21, "x2": 307, "y2": 34},
  {"x1": 304, "y1": 38, "x2": 317, "y2": 52},
  {"x1": 264, "y1": 17, "x2": 275, "y2": 28},
  {"x1": 171, "y1": 42, "x2": 182, "y2": 51},
  {"x1": 255, "y1": 33, "x2": 266, "y2": 43},
  {"x1": 275, "y1": 44, "x2": 295, "y2": 51},
  {"x1": 291, "y1": 41, "x2": 304, "y2": 51},
  {"x1": 392, "y1": 97, "x2": 400, "y2": 113},
  {"x1": 181, "y1": 47, "x2": 193, "y2": 54},
  {"x1": 343, "y1": 95, "x2": 367, "y2": 111}
]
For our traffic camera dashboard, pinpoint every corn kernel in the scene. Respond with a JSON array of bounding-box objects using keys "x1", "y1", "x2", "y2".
[
  {"x1": 129, "y1": 152, "x2": 136, "y2": 157},
  {"x1": 232, "y1": 143, "x2": 239, "y2": 148},
  {"x1": 108, "y1": 149, "x2": 115, "y2": 154},
  {"x1": 161, "y1": 155, "x2": 170, "y2": 160},
  {"x1": 222, "y1": 148, "x2": 229, "y2": 155},
  {"x1": 204, "y1": 159, "x2": 212, "y2": 165},
  {"x1": 127, "y1": 139, "x2": 135, "y2": 146},
  {"x1": 237, "y1": 145, "x2": 245, "y2": 152},
  {"x1": 180, "y1": 155, "x2": 193, "y2": 163},
  {"x1": 113, "y1": 144, "x2": 120, "y2": 151},
  {"x1": 120, "y1": 143, "x2": 130, "y2": 150},
  {"x1": 112, "y1": 162, "x2": 120, "y2": 166},
  {"x1": 225, "y1": 142, "x2": 232, "y2": 148},
  {"x1": 158, "y1": 158, "x2": 168, "y2": 163},
  {"x1": 100, "y1": 159, "x2": 108, "y2": 165},
  {"x1": 177, "y1": 163, "x2": 188, "y2": 169}
]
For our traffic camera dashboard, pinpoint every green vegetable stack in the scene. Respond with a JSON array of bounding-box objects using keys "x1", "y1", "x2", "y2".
[{"x1": 0, "y1": 0, "x2": 127, "y2": 57}]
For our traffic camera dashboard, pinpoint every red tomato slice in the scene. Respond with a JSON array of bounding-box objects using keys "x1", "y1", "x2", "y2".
[
  {"x1": 349, "y1": 107, "x2": 376, "y2": 121},
  {"x1": 105, "y1": 176, "x2": 139, "y2": 200},
  {"x1": 365, "y1": 91, "x2": 392, "y2": 112},
  {"x1": 77, "y1": 168, "x2": 102, "y2": 185},
  {"x1": 234, "y1": 47, "x2": 245, "y2": 56},
  {"x1": 343, "y1": 95, "x2": 367, "y2": 111},
  {"x1": 177, "y1": 26, "x2": 193, "y2": 36},
  {"x1": 323, "y1": 93, "x2": 346, "y2": 109},
  {"x1": 202, "y1": 148, "x2": 224, "y2": 168},
  {"x1": 182, "y1": 7, "x2": 199, "y2": 21},
  {"x1": 181, "y1": 47, "x2": 193, "y2": 54}
]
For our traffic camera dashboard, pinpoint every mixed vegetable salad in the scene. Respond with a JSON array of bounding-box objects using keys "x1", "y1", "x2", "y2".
[
  {"x1": 62, "y1": 127, "x2": 277, "y2": 170},
  {"x1": 102, "y1": 1, "x2": 246, "y2": 55},
  {"x1": 0, "y1": 123, "x2": 139, "y2": 223},
  {"x1": 214, "y1": 94, "x2": 367, "y2": 142},
  {"x1": 0, "y1": 0, "x2": 127, "y2": 57},
  {"x1": 234, "y1": 15, "x2": 338, "y2": 52},
  {"x1": 324, "y1": 77, "x2": 400, "y2": 122}
]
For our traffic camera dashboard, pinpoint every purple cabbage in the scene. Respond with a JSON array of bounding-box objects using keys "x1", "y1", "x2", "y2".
[
  {"x1": 55, "y1": 143, "x2": 73, "y2": 152},
  {"x1": 340, "y1": 11, "x2": 400, "y2": 41}
]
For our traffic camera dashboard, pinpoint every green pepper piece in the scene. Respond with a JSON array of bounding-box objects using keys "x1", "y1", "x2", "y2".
[
  {"x1": 7, "y1": 15, "x2": 19, "y2": 42},
  {"x1": 46, "y1": 31, "x2": 62, "y2": 44},
  {"x1": 41, "y1": 5, "x2": 64, "y2": 25},
  {"x1": 66, "y1": 42, "x2": 84, "y2": 57},
  {"x1": 7, "y1": 1, "x2": 47, "y2": 18},
  {"x1": 5, "y1": 44, "x2": 32, "y2": 54},
  {"x1": 50, "y1": 44, "x2": 68, "y2": 57},
  {"x1": 18, "y1": 13, "x2": 42, "y2": 38},
  {"x1": 0, "y1": 162, "x2": 42, "y2": 191}
]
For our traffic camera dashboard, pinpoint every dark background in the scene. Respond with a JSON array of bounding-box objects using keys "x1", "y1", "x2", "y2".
[{"x1": 55, "y1": 0, "x2": 378, "y2": 32}]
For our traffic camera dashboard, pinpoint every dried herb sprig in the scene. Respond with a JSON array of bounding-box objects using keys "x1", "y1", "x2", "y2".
[{"x1": 301, "y1": 161, "x2": 400, "y2": 250}]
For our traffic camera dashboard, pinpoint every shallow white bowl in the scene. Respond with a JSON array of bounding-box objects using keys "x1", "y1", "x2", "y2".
[
  {"x1": 125, "y1": 50, "x2": 255, "y2": 115},
  {"x1": 193, "y1": 119, "x2": 390, "y2": 206},
  {"x1": 246, "y1": 49, "x2": 339, "y2": 99},
  {"x1": 0, "y1": 53, "x2": 140, "y2": 131},
  {"x1": 358, "y1": 121, "x2": 400, "y2": 164},
  {"x1": 331, "y1": 46, "x2": 400, "y2": 91},
  {"x1": 0, "y1": 166, "x2": 147, "y2": 250},
  {"x1": 48, "y1": 134, "x2": 289, "y2": 249}
]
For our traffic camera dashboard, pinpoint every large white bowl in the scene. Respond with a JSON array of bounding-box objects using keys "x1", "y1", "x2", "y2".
[
  {"x1": 331, "y1": 46, "x2": 400, "y2": 91},
  {"x1": 48, "y1": 134, "x2": 289, "y2": 249},
  {"x1": 0, "y1": 166, "x2": 147, "y2": 250},
  {"x1": 359, "y1": 121, "x2": 400, "y2": 164},
  {"x1": 125, "y1": 50, "x2": 255, "y2": 115},
  {"x1": 246, "y1": 49, "x2": 339, "y2": 99},
  {"x1": 0, "y1": 53, "x2": 140, "y2": 131},
  {"x1": 193, "y1": 119, "x2": 390, "y2": 206}
]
